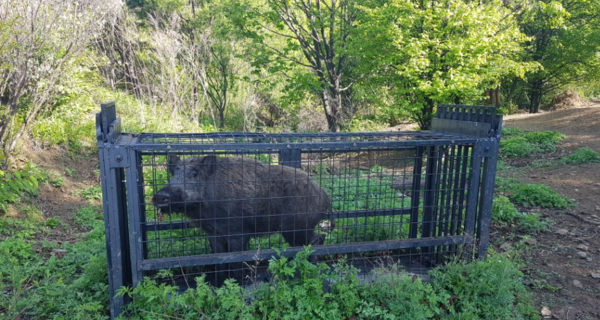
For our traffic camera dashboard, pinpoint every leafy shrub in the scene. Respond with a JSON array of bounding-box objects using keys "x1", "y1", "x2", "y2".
[
  {"x1": 356, "y1": 266, "x2": 447, "y2": 319},
  {"x1": 49, "y1": 174, "x2": 65, "y2": 187},
  {"x1": 430, "y1": 254, "x2": 537, "y2": 319},
  {"x1": 0, "y1": 166, "x2": 43, "y2": 212},
  {"x1": 500, "y1": 137, "x2": 541, "y2": 158},
  {"x1": 73, "y1": 185, "x2": 103, "y2": 201},
  {"x1": 499, "y1": 130, "x2": 564, "y2": 158},
  {"x1": 119, "y1": 248, "x2": 536, "y2": 320},
  {"x1": 0, "y1": 218, "x2": 39, "y2": 239},
  {"x1": 522, "y1": 131, "x2": 564, "y2": 145},
  {"x1": 561, "y1": 147, "x2": 600, "y2": 165},
  {"x1": 344, "y1": 117, "x2": 386, "y2": 132},
  {"x1": 510, "y1": 184, "x2": 574, "y2": 208},
  {"x1": 492, "y1": 196, "x2": 520, "y2": 224},
  {"x1": 492, "y1": 196, "x2": 551, "y2": 233},
  {"x1": 496, "y1": 177, "x2": 574, "y2": 209},
  {"x1": 73, "y1": 206, "x2": 104, "y2": 229}
]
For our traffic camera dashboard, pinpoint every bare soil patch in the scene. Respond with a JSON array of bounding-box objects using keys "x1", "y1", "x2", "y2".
[
  {"x1": 12, "y1": 143, "x2": 101, "y2": 243},
  {"x1": 499, "y1": 104, "x2": 600, "y2": 320}
]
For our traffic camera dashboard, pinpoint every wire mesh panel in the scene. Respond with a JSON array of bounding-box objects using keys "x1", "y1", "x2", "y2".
[{"x1": 97, "y1": 102, "x2": 502, "y2": 318}]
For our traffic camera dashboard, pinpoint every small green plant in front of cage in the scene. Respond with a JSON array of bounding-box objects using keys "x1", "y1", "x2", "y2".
[
  {"x1": 492, "y1": 196, "x2": 520, "y2": 225},
  {"x1": 561, "y1": 146, "x2": 600, "y2": 165},
  {"x1": 117, "y1": 247, "x2": 537, "y2": 319},
  {"x1": 492, "y1": 196, "x2": 552, "y2": 234},
  {"x1": 430, "y1": 253, "x2": 537, "y2": 319},
  {"x1": 510, "y1": 183, "x2": 574, "y2": 209},
  {"x1": 522, "y1": 131, "x2": 564, "y2": 145},
  {"x1": 356, "y1": 264, "x2": 448, "y2": 320},
  {"x1": 530, "y1": 159, "x2": 556, "y2": 168}
]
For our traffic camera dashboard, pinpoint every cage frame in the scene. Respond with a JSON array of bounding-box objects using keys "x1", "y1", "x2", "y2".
[{"x1": 96, "y1": 102, "x2": 502, "y2": 319}]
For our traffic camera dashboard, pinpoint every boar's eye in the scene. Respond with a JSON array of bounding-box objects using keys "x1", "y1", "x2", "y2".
[{"x1": 189, "y1": 170, "x2": 198, "y2": 178}]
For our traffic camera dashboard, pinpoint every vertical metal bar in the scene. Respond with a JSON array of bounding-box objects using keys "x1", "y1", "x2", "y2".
[
  {"x1": 448, "y1": 145, "x2": 470, "y2": 255},
  {"x1": 464, "y1": 142, "x2": 484, "y2": 244},
  {"x1": 421, "y1": 146, "x2": 438, "y2": 240},
  {"x1": 98, "y1": 147, "x2": 131, "y2": 319},
  {"x1": 448, "y1": 146, "x2": 462, "y2": 237},
  {"x1": 438, "y1": 147, "x2": 453, "y2": 236},
  {"x1": 408, "y1": 147, "x2": 425, "y2": 239},
  {"x1": 437, "y1": 146, "x2": 456, "y2": 262},
  {"x1": 127, "y1": 148, "x2": 145, "y2": 286},
  {"x1": 477, "y1": 142, "x2": 500, "y2": 259}
]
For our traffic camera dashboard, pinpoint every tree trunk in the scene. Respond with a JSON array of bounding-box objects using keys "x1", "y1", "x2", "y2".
[
  {"x1": 528, "y1": 79, "x2": 543, "y2": 113},
  {"x1": 416, "y1": 97, "x2": 435, "y2": 130},
  {"x1": 218, "y1": 107, "x2": 225, "y2": 129},
  {"x1": 321, "y1": 86, "x2": 342, "y2": 132},
  {"x1": 486, "y1": 85, "x2": 501, "y2": 107}
]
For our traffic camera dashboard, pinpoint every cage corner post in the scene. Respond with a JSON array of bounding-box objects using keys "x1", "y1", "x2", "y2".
[
  {"x1": 96, "y1": 102, "x2": 133, "y2": 319},
  {"x1": 475, "y1": 137, "x2": 502, "y2": 260}
]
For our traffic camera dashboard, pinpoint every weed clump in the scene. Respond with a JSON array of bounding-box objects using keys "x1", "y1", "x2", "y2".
[
  {"x1": 510, "y1": 184, "x2": 575, "y2": 209},
  {"x1": 561, "y1": 147, "x2": 600, "y2": 165},
  {"x1": 492, "y1": 196, "x2": 551, "y2": 233},
  {"x1": 117, "y1": 249, "x2": 536, "y2": 319},
  {"x1": 496, "y1": 177, "x2": 574, "y2": 209},
  {"x1": 499, "y1": 130, "x2": 564, "y2": 158}
]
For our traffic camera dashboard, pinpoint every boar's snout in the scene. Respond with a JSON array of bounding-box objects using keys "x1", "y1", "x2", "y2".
[{"x1": 152, "y1": 190, "x2": 171, "y2": 208}]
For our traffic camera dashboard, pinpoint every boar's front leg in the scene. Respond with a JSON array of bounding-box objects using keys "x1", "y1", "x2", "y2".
[{"x1": 207, "y1": 233, "x2": 251, "y2": 286}]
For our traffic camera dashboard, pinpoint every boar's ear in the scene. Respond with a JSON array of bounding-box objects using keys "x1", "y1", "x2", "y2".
[
  {"x1": 167, "y1": 155, "x2": 180, "y2": 175},
  {"x1": 199, "y1": 155, "x2": 217, "y2": 177}
]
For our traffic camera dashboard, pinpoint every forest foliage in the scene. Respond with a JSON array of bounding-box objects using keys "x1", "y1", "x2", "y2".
[{"x1": 1, "y1": 0, "x2": 599, "y2": 165}]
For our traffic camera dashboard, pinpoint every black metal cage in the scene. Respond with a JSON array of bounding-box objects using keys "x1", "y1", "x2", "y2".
[{"x1": 96, "y1": 102, "x2": 502, "y2": 318}]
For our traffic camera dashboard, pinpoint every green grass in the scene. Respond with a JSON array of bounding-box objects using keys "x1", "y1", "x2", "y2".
[
  {"x1": 495, "y1": 177, "x2": 574, "y2": 209},
  {"x1": 73, "y1": 185, "x2": 103, "y2": 201},
  {"x1": 321, "y1": 170, "x2": 411, "y2": 243},
  {"x1": 561, "y1": 147, "x2": 600, "y2": 165},
  {"x1": 116, "y1": 249, "x2": 536, "y2": 319},
  {"x1": 73, "y1": 205, "x2": 104, "y2": 229},
  {"x1": 0, "y1": 225, "x2": 109, "y2": 320},
  {"x1": 499, "y1": 130, "x2": 564, "y2": 159},
  {"x1": 492, "y1": 196, "x2": 551, "y2": 233},
  {"x1": 510, "y1": 184, "x2": 574, "y2": 209}
]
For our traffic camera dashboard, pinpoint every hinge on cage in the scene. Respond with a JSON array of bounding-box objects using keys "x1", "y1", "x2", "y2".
[
  {"x1": 108, "y1": 146, "x2": 130, "y2": 168},
  {"x1": 475, "y1": 140, "x2": 500, "y2": 158}
]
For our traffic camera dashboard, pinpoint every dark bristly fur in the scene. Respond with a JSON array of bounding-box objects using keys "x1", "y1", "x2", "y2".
[{"x1": 153, "y1": 155, "x2": 333, "y2": 256}]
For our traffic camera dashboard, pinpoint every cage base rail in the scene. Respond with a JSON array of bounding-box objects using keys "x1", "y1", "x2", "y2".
[{"x1": 139, "y1": 235, "x2": 471, "y2": 271}]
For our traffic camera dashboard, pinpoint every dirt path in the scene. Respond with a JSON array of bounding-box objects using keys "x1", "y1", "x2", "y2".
[{"x1": 500, "y1": 105, "x2": 600, "y2": 320}]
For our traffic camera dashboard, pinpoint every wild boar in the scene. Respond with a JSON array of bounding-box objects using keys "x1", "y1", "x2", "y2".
[{"x1": 152, "y1": 155, "x2": 333, "y2": 255}]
